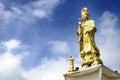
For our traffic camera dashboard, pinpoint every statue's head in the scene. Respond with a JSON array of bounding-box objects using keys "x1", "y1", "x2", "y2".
[{"x1": 81, "y1": 7, "x2": 90, "y2": 21}]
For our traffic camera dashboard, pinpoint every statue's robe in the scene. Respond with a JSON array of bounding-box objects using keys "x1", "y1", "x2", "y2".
[{"x1": 77, "y1": 20, "x2": 100, "y2": 59}]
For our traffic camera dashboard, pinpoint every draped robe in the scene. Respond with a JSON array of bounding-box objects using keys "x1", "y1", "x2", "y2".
[{"x1": 77, "y1": 20, "x2": 100, "y2": 58}]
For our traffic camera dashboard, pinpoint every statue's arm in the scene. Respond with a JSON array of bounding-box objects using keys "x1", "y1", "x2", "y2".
[
  {"x1": 92, "y1": 21, "x2": 97, "y2": 32},
  {"x1": 77, "y1": 22, "x2": 82, "y2": 35},
  {"x1": 89, "y1": 20, "x2": 97, "y2": 32},
  {"x1": 77, "y1": 26, "x2": 80, "y2": 35}
]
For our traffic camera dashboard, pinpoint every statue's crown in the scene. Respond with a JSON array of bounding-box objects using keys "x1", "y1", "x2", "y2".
[{"x1": 81, "y1": 7, "x2": 88, "y2": 13}]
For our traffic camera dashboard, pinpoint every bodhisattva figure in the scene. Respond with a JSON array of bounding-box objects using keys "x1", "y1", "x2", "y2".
[{"x1": 77, "y1": 7, "x2": 103, "y2": 68}]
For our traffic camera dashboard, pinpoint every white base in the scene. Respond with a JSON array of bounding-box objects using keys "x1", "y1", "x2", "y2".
[{"x1": 64, "y1": 65, "x2": 120, "y2": 80}]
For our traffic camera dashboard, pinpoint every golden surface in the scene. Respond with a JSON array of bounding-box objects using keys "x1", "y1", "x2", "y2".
[
  {"x1": 68, "y1": 55, "x2": 74, "y2": 73},
  {"x1": 77, "y1": 7, "x2": 103, "y2": 68}
]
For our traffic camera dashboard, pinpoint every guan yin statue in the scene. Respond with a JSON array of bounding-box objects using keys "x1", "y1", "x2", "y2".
[
  {"x1": 77, "y1": 7, "x2": 103, "y2": 69},
  {"x1": 65, "y1": 7, "x2": 120, "y2": 80}
]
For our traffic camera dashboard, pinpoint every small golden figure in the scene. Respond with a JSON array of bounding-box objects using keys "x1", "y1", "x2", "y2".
[
  {"x1": 68, "y1": 55, "x2": 74, "y2": 73},
  {"x1": 77, "y1": 7, "x2": 103, "y2": 68}
]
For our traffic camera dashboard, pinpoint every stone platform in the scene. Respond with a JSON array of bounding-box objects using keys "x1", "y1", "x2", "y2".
[{"x1": 64, "y1": 65, "x2": 120, "y2": 80}]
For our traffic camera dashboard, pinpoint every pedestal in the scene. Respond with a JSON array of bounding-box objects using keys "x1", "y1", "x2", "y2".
[{"x1": 64, "y1": 65, "x2": 120, "y2": 80}]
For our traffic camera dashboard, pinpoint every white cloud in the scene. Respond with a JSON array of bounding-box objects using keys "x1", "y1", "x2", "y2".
[
  {"x1": 22, "y1": 57, "x2": 68, "y2": 80},
  {"x1": 49, "y1": 40, "x2": 71, "y2": 55},
  {"x1": 0, "y1": 0, "x2": 64, "y2": 39},
  {"x1": 0, "y1": 39, "x2": 25, "y2": 80},
  {"x1": 31, "y1": 0, "x2": 64, "y2": 18},
  {"x1": 96, "y1": 11, "x2": 120, "y2": 71},
  {"x1": 0, "y1": 53, "x2": 21, "y2": 72},
  {"x1": 0, "y1": 0, "x2": 64, "y2": 24},
  {"x1": 0, "y1": 39, "x2": 70, "y2": 80},
  {"x1": 1, "y1": 39, "x2": 21, "y2": 52},
  {"x1": 0, "y1": 53, "x2": 25, "y2": 80}
]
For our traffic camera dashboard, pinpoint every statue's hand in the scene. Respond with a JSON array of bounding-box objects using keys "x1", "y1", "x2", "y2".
[{"x1": 78, "y1": 21, "x2": 82, "y2": 25}]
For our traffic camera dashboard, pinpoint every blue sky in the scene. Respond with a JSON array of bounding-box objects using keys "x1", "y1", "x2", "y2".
[{"x1": 0, "y1": 0, "x2": 120, "y2": 80}]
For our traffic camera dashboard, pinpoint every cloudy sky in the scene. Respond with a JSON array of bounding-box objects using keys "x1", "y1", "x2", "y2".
[{"x1": 0, "y1": 0, "x2": 120, "y2": 80}]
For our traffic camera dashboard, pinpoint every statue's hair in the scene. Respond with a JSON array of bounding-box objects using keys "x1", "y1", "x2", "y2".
[{"x1": 81, "y1": 7, "x2": 90, "y2": 20}]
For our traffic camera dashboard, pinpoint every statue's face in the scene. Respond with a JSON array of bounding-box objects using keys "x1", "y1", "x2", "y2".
[{"x1": 81, "y1": 12, "x2": 88, "y2": 21}]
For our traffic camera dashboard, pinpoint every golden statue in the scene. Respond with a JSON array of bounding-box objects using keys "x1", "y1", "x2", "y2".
[{"x1": 77, "y1": 7, "x2": 103, "y2": 68}]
